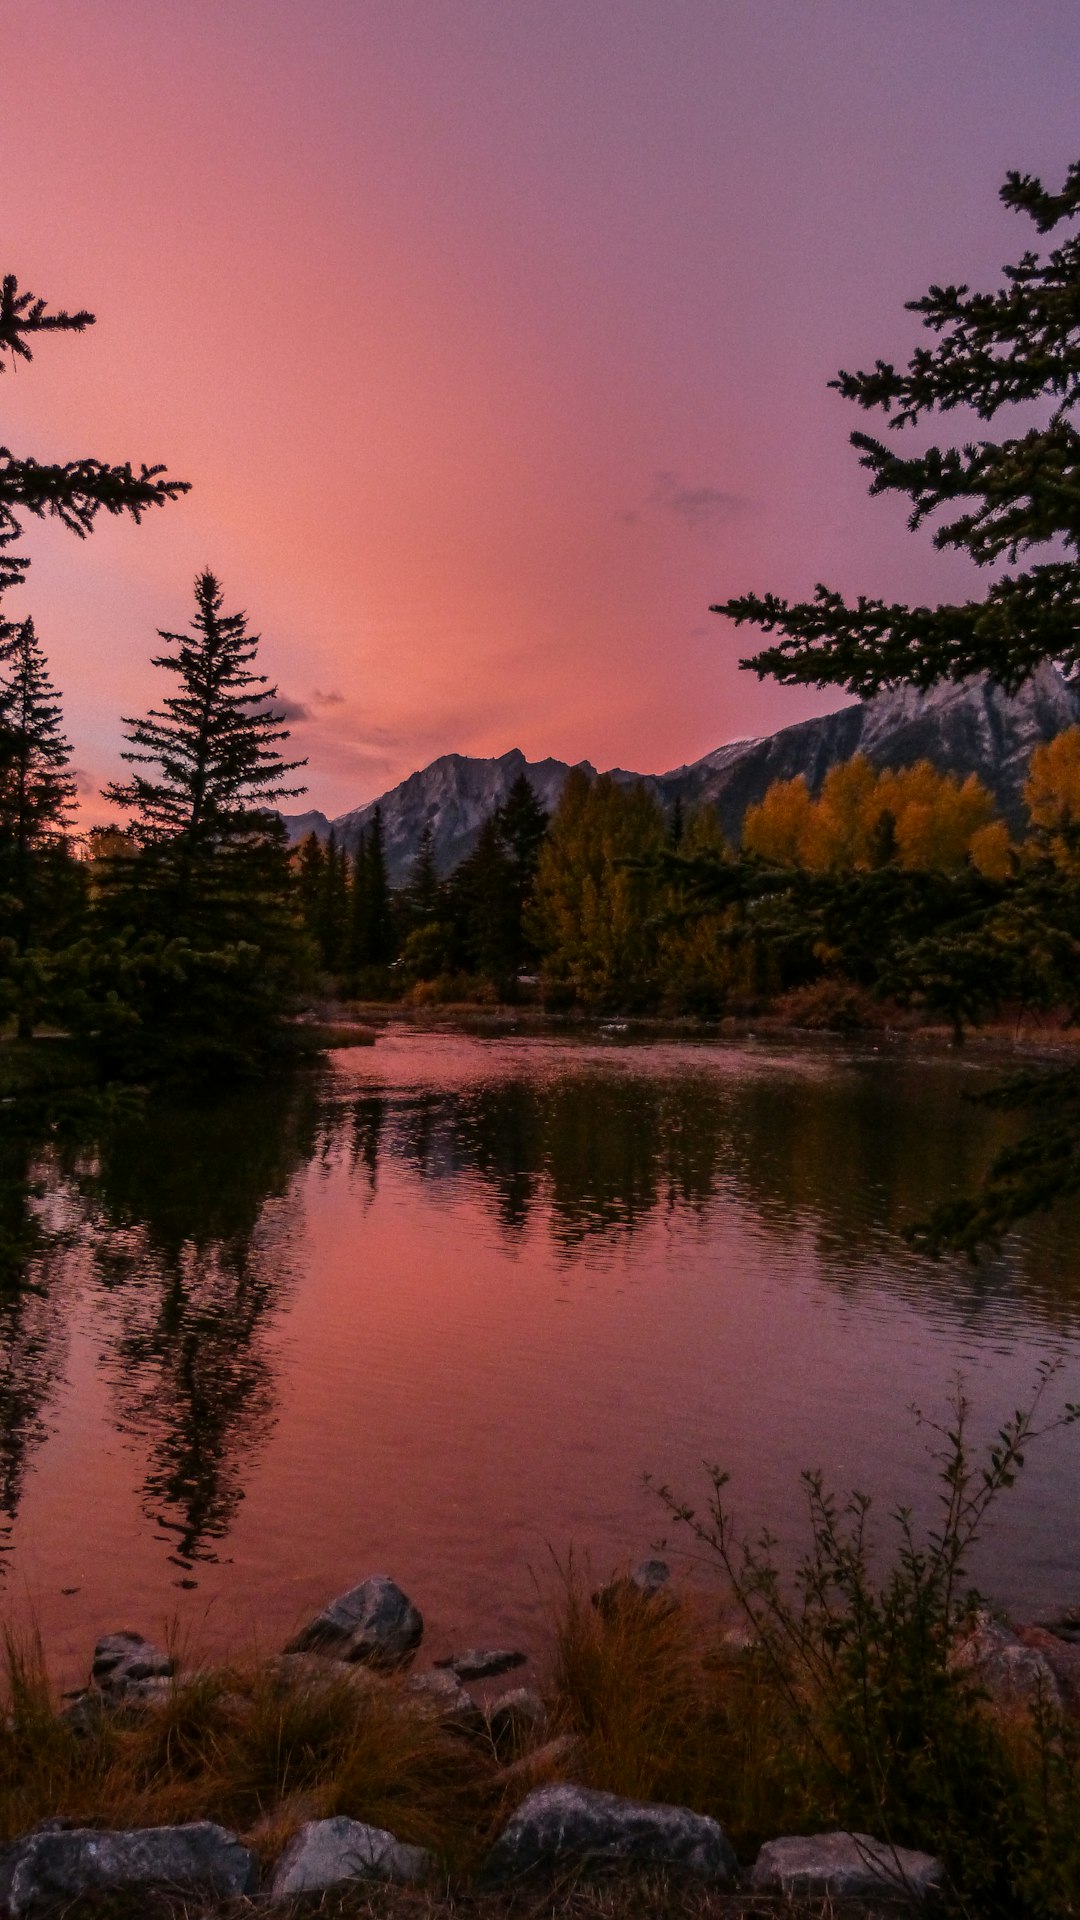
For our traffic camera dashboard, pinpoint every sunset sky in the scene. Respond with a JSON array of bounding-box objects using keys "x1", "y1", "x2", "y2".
[{"x1": 4, "y1": 1, "x2": 1079, "y2": 821}]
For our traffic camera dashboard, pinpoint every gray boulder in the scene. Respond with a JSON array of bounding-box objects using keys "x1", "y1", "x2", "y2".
[
  {"x1": 91, "y1": 1631, "x2": 174, "y2": 1693},
  {"x1": 481, "y1": 1784, "x2": 735, "y2": 1884},
  {"x1": 750, "y1": 1831, "x2": 944, "y2": 1902},
  {"x1": 3, "y1": 1821, "x2": 257, "y2": 1914},
  {"x1": 435, "y1": 1648, "x2": 526, "y2": 1681},
  {"x1": 286, "y1": 1576, "x2": 423, "y2": 1667},
  {"x1": 405, "y1": 1669, "x2": 482, "y2": 1730},
  {"x1": 269, "y1": 1817, "x2": 434, "y2": 1899},
  {"x1": 950, "y1": 1611, "x2": 1063, "y2": 1714}
]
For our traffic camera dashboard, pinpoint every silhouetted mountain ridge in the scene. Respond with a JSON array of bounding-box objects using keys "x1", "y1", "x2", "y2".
[{"x1": 281, "y1": 667, "x2": 1080, "y2": 882}]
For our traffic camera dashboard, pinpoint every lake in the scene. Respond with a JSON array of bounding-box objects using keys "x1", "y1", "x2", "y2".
[{"x1": 4, "y1": 1026, "x2": 1079, "y2": 1685}]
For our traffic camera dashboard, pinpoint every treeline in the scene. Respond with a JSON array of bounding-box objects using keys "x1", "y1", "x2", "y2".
[{"x1": 295, "y1": 734, "x2": 1080, "y2": 1031}]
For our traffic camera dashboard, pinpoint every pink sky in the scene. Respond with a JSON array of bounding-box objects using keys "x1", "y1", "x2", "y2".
[{"x1": 4, "y1": 1, "x2": 1079, "y2": 821}]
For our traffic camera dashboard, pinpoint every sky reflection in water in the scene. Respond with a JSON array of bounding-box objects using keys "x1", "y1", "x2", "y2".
[{"x1": 3, "y1": 1029, "x2": 1079, "y2": 1683}]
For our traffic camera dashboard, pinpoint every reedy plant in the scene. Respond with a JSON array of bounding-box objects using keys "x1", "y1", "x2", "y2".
[{"x1": 651, "y1": 1365, "x2": 1080, "y2": 1917}]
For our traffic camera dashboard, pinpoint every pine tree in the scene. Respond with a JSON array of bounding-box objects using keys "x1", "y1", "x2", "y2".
[
  {"x1": 404, "y1": 824, "x2": 441, "y2": 930},
  {"x1": 352, "y1": 806, "x2": 394, "y2": 969},
  {"x1": 716, "y1": 159, "x2": 1080, "y2": 695},
  {"x1": 295, "y1": 832, "x2": 327, "y2": 931},
  {"x1": 105, "y1": 572, "x2": 305, "y2": 847},
  {"x1": 0, "y1": 274, "x2": 187, "y2": 617},
  {"x1": 97, "y1": 573, "x2": 308, "y2": 1075},
  {"x1": 347, "y1": 831, "x2": 369, "y2": 974},
  {"x1": 711, "y1": 154, "x2": 1080, "y2": 1246},
  {"x1": 447, "y1": 814, "x2": 516, "y2": 981},
  {"x1": 0, "y1": 620, "x2": 76, "y2": 877},
  {"x1": 493, "y1": 772, "x2": 550, "y2": 969},
  {"x1": 316, "y1": 828, "x2": 349, "y2": 971}
]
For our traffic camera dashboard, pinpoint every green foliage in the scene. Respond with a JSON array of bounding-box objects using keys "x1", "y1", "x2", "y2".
[
  {"x1": 654, "y1": 1369, "x2": 1080, "y2": 1918},
  {"x1": 531, "y1": 770, "x2": 667, "y2": 1006}
]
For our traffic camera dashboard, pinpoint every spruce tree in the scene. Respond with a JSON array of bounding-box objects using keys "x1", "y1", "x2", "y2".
[
  {"x1": 405, "y1": 824, "x2": 441, "y2": 929},
  {"x1": 0, "y1": 620, "x2": 80, "y2": 1036},
  {"x1": 716, "y1": 159, "x2": 1080, "y2": 694},
  {"x1": 709, "y1": 155, "x2": 1080, "y2": 1247},
  {"x1": 0, "y1": 274, "x2": 187, "y2": 617},
  {"x1": 105, "y1": 572, "x2": 304, "y2": 847},
  {"x1": 98, "y1": 573, "x2": 308, "y2": 1075},
  {"x1": 0, "y1": 620, "x2": 76, "y2": 878},
  {"x1": 347, "y1": 830, "x2": 369, "y2": 974},
  {"x1": 492, "y1": 771, "x2": 550, "y2": 969},
  {"x1": 354, "y1": 806, "x2": 394, "y2": 969}
]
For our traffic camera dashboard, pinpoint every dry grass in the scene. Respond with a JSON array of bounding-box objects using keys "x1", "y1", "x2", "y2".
[
  {"x1": 543, "y1": 1562, "x2": 816, "y2": 1859},
  {"x1": 0, "y1": 1631, "x2": 523, "y2": 1877}
]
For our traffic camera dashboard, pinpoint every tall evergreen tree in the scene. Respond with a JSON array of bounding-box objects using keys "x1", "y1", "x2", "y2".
[
  {"x1": 716, "y1": 159, "x2": 1080, "y2": 694},
  {"x1": 105, "y1": 572, "x2": 304, "y2": 847},
  {"x1": 97, "y1": 573, "x2": 308, "y2": 1076},
  {"x1": 493, "y1": 772, "x2": 550, "y2": 969},
  {"x1": 404, "y1": 823, "x2": 441, "y2": 930},
  {"x1": 712, "y1": 154, "x2": 1080, "y2": 1243},
  {"x1": 0, "y1": 274, "x2": 187, "y2": 618},
  {"x1": 0, "y1": 619, "x2": 76, "y2": 882},
  {"x1": 352, "y1": 806, "x2": 394, "y2": 969},
  {"x1": 316, "y1": 828, "x2": 349, "y2": 971},
  {"x1": 347, "y1": 830, "x2": 369, "y2": 974}
]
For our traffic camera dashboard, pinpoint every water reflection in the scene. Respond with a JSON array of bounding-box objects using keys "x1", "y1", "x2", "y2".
[
  {"x1": 0, "y1": 1034, "x2": 1076, "y2": 1610},
  {"x1": 324, "y1": 1044, "x2": 1080, "y2": 1327},
  {"x1": 73, "y1": 1075, "x2": 326, "y2": 1564}
]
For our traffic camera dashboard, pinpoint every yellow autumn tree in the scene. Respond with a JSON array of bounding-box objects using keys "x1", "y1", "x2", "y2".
[
  {"x1": 742, "y1": 754, "x2": 1000, "y2": 873},
  {"x1": 1025, "y1": 726, "x2": 1080, "y2": 868}
]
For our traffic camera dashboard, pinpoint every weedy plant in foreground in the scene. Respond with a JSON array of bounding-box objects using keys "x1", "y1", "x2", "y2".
[{"x1": 651, "y1": 1364, "x2": 1080, "y2": 1918}]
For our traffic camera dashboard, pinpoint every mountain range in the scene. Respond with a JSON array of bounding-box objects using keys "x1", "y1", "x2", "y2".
[{"x1": 281, "y1": 665, "x2": 1080, "y2": 883}]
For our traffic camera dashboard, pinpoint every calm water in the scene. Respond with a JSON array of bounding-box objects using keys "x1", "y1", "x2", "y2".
[{"x1": 3, "y1": 1027, "x2": 1079, "y2": 1684}]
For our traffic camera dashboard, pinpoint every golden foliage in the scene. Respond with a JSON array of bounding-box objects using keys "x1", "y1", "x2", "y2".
[{"x1": 743, "y1": 755, "x2": 1001, "y2": 873}]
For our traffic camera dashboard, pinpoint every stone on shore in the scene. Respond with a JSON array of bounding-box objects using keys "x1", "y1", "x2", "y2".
[
  {"x1": 2, "y1": 1821, "x2": 257, "y2": 1915},
  {"x1": 481, "y1": 1783, "x2": 735, "y2": 1884},
  {"x1": 405, "y1": 1668, "x2": 482, "y2": 1729},
  {"x1": 487, "y1": 1685, "x2": 546, "y2": 1750},
  {"x1": 269, "y1": 1817, "x2": 434, "y2": 1900},
  {"x1": 593, "y1": 1559, "x2": 671, "y2": 1618},
  {"x1": 950, "y1": 1611, "x2": 1063, "y2": 1714},
  {"x1": 434, "y1": 1648, "x2": 526, "y2": 1681},
  {"x1": 750, "y1": 1831, "x2": 944, "y2": 1902},
  {"x1": 285, "y1": 1576, "x2": 423, "y2": 1667},
  {"x1": 91, "y1": 1631, "x2": 174, "y2": 1693}
]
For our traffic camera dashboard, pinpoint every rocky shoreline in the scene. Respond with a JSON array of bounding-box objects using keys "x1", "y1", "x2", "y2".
[{"x1": 9, "y1": 1563, "x2": 1078, "y2": 1915}]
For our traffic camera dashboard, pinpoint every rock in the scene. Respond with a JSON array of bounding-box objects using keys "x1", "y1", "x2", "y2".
[
  {"x1": 750, "y1": 1832, "x2": 944, "y2": 1902},
  {"x1": 270, "y1": 1817, "x2": 434, "y2": 1900},
  {"x1": 90, "y1": 1631, "x2": 174, "y2": 1693},
  {"x1": 1014, "y1": 1625, "x2": 1080, "y2": 1715},
  {"x1": 405, "y1": 1669, "x2": 482, "y2": 1730},
  {"x1": 950, "y1": 1611, "x2": 1063, "y2": 1714},
  {"x1": 285, "y1": 1577, "x2": 423, "y2": 1668},
  {"x1": 481, "y1": 1783, "x2": 735, "y2": 1884},
  {"x1": 593, "y1": 1558, "x2": 672, "y2": 1618},
  {"x1": 488, "y1": 1686, "x2": 546, "y2": 1750},
  {"x1": 4, "y1": 1821, "x2": 257, "y2": 1914},
  {"x1": 1032, "y1": 1603, "x2": 1080, "y2": 1645},
  {"x1": 434, "y1": 1648, "x2": 527, "y2": 1681}
]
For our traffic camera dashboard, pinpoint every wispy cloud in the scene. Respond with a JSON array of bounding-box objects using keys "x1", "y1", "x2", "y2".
[{"x1": 620, "y1": 470, "x2": 747, "y2": 531}]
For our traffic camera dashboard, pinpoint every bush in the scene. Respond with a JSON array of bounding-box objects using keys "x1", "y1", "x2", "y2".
[{"x1": 652, "y1": 1367, "x2": 1080, "y2": 1917}]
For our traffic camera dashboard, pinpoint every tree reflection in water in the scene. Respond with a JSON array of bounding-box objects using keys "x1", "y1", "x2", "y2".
[
  {"x1": 1, "y1": 1039, "x2": 1074, "y2": 1586},
  {"x1": 78, "y1": 1072, "x2": 326, "y2": 1567}
]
